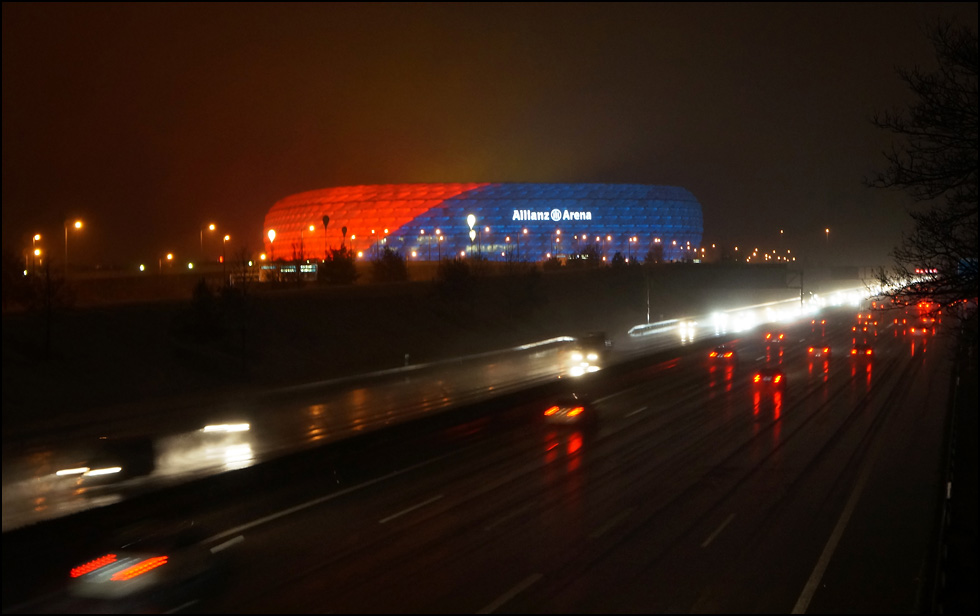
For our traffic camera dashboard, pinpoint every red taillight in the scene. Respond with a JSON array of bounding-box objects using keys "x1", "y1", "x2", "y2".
[
  {"x1": 71, "y1": 554, "x2": 118, "y2": 578},
  {"x1": 709, "y1": 351, "x2": 718, "y2": 358},
  {"x1": 851, "y1": 349, "x2": 857, "y2": 355},
  {"x1": 753, "y1": 374, "x2": 762, "y2": 383},
  {"x1": 110, "y1": 556, "x2": 168, "y2": 581},
  {"x1": 567, "y1": 406, "x2": 584, "y2": 417},
  {"x1": 773, "y1": 375, "x2": 782, "y2": 383},
  {"x1": 823, "y1": 347, "x2": 830, "y2": 354},
  {"x1": 544, "y1": 405, "x2": 559, "y2": 416},
  {"x1": 723, "y1": 351, "x2": 733, "y2": 358},
  {"x1": 866, "y1": 349, "x2": 873, "y2": 355},
  {"x1": 808, "y1": 347, "x2": 815, "y2": 353}
]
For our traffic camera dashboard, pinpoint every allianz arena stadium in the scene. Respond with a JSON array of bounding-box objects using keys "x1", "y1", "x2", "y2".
[{"x1": 262, "y1": 183, "x2": 703, "y2": 263}]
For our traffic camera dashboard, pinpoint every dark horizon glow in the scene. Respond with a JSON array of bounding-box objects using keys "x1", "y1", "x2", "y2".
[{"x1": 3, "y1": 3, "x2": 977, "y2": 270}]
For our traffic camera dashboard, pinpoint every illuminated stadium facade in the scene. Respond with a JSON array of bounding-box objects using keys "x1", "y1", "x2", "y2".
[{"x1": 263, "y1": 183, "x2": 703, "y2": 263}]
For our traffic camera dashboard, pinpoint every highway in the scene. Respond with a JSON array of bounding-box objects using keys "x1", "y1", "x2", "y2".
[{"x1": 1, "y1": 296, "x2": 958, "y2": 613}]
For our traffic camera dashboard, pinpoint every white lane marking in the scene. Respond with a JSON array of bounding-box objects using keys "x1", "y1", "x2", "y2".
[
  {"x1": 210, "y1": 535, "x2": 244, "y2": 553},
  {"x1": 791, "y1": 448, "x2": 876, "y2": 613},
  {"x1": 478, "y1": 573, "x2": 543, "y2": 614},
  {"x1": 206, "y1": 454, "x2": 453, "y2": 542},
  {"x1": 589, "y1": 507, "x2": 635, "y2": 539},
  {"x1": 164, "y1": 600, "x2": 198, "y2": 613},
  {"x1": 700, "y1": 513, "x2": 735, "y2": 548},
  {"x1": 484, "y1": 500, "x2": 536, "y2": 532},
  {"x1": 379, "y1": 494, "x2": 444, "y2": 524},
  {"x1": 625, "y1": 405, "x2": 648, "y2": 417}
]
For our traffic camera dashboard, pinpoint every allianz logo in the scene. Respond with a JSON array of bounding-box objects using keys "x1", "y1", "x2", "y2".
[{"x1": 512, "y1": 209, "x2": 594, "y2": 222}]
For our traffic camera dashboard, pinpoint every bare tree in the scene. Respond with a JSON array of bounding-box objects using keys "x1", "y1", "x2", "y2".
[{"x1": 868, "y1": 21, "x2": 977, "y2": 317}]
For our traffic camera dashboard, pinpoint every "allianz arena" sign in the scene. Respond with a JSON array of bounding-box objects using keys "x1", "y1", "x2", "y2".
[{"x1": 511, "y1": 209, "x2": 593, "y2": 222}]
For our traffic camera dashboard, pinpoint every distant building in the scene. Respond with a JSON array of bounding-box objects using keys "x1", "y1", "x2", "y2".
[{"x1": 262, "y1": 183, "x2": 703, "y2": 263}]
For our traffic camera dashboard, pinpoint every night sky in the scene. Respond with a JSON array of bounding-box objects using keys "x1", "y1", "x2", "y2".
[{"x1": 3, "y1": 2, "x2": 977, "y2": 269}]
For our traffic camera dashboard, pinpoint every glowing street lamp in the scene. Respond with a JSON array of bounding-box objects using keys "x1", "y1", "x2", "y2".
[
  {"x1": 31, "y1": 234, "x2": 41, "y2": 275},
  {"x1": 466, "y1": 214, "x2": 477, "y2": 255},
  {"x1": 268, "y1": 229, "x2": 277, "y2": 261},
  {"x1": 200, "y1": 222, "x2": 217, "y2": 262},
  {"x1": 64, "y1": 219, "x2": 83, "y2": 277},
  {"x1": 222, "y1": 234, "x2": 231, "y2": 276},
  {"x1": 159, "y1": 252, "x2": 174, "y2": 274}
]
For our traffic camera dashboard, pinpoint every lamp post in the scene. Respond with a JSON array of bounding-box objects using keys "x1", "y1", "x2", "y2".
[
  {"x1": 435, "y1": 229, "x2": 442, "y2": 260},
  {"x1": 300, "y1": 224, "x2": 314, "y2": 261},
  {"x1": 268, "y1": 229, "x2": 277, "y2": 262},
  {"x1": 159, "y1": 252, "x2": 174, "y2": 274},
  {"x1": 64, "y1": 219, "x2": 83, "y2": 277},
  {"x1": 200, "y1": 223, "x2": 216, "y2": 262},
  {"x1": 222, "y1": 234, "x2": 230, "y2": 277},
  {"x1": 32, "y1": 234, "x2": 41, "y2": 275},
  {"x1": 466, "y1": 214, "x2": 476, "y2": 257}
]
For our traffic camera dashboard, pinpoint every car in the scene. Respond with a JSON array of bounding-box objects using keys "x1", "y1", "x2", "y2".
[
  {"x1": 55, "y1": 435, "x2": 157, "y2": 483},
  {"x1": 764, "y1": 331, "x2": 787, "y2": 345},
  {"x1": 543, "y1": 392, "x2": 599, "y2": 428},
  {"x1": 67, "y1": 520, "x2": 242, "y2": 612},
  {"x1": 908, "y1": 317, "x2": 935, "y2": 336},
  {"x1": 577, "y1": 331, "x2": 613, "y2": 356},
  {"x1": 565, "y1": 331, "x2": 613, "y2": 376},
  {"x1": 806, "y1": 343, "x2": 832, "y2": 358},
  {"x1": 708, "y1": 344, "x2": 738, "y2": 362},
  {"x1": 752, "y1": 367, "x2": 786, "y2": 390},
  {"x1": 850, "y1": 342, "x2": 874, "y2": 357}
]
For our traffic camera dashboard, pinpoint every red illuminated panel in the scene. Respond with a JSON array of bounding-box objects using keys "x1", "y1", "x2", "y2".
[
  {"x1": 71, "y1": 554, "x2": 118, "y2": 578},
  {"x1": 110, "y1": 556, "x2": 168, "y2": 581},
  {"x1": 264, "y1": 183, "x2": 489, "y2": 258}
]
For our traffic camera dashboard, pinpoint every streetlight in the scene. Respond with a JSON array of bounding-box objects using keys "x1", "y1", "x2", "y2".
[
  {"x1": 201, "y1": 223, "x2": 216, "y2": 262},
  {"x1": 825, "y1": 228, "x2": 830, "y2": 244},
  {"x1": 64, "y1": 219, "x2": 83, "y2": 277},
  {"x1": 32, "y1": 234, "x2": 41, "y2": 275},
  {"x1": 268, "y1": 229, "x2": 277, "y2": 261},
  {"x1": 159, "y1": 252, "x2": 174, "y2": 274},
  {"x1": 222, "y1": 234, "x2": 231, "y2": 277},
  {"x1": 466, "y1": 214, "x2": 476, "y2": 256},
  {"x1": 300, "y1": 224, "x2": 315, "y2": 261}
]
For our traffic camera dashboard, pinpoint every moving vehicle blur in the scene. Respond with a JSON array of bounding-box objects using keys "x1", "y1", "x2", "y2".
[
  {"x1": 543, "y1": 392, "x2": 599, "y2": 429},
  {"x1": 565, "y1": 331, "x2": 613, "y2": 377},
  {"x1": 707, "y1": 344, "x2": 738, "y2": 364},
  {"x1": 55, "y1": 435, "x2": 156, "y2": 483},
  {"x1": 764, "y1": 331, "x2": 787, "y2": 345},
  {"x1": 806, "y1": 342, "x2": 832, "y2": 359},
  {"x1": 752, "y1": 367, "x2": 786, "y2": 390},
  {"x1": 66, "y1": 520, "x2": 242, "y2": 613},
  {"x1": 850, "y1": 342, "x2": 874, "y2": 358}
]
